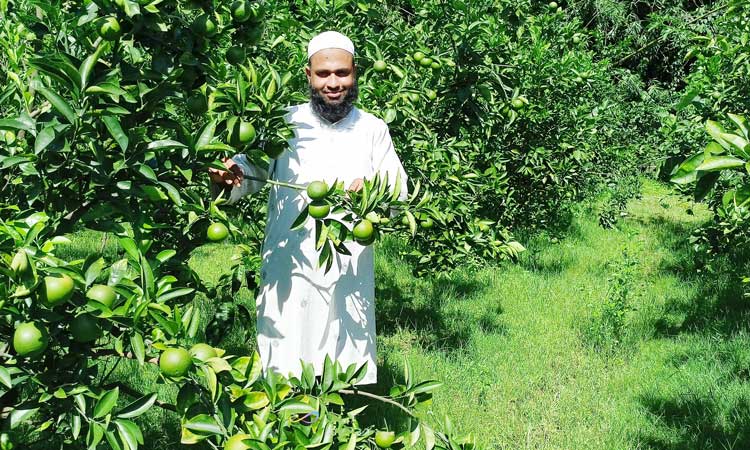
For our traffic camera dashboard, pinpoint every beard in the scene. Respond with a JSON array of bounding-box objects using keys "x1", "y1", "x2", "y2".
[{"x1": 309, "y1": 81, "x2": 359, "y2": 124}]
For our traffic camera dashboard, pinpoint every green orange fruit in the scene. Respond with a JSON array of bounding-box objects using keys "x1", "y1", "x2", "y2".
[
  {"x1": 420, "y1": 218, "x2": 434, "y2": 229},
  {"x1": 13, "y1": 322, "x2": 49, "y2": 358},
  {"x1": 226, "y1": 46, "x2": 246, "y2": 65},
  {"x1": 426, "y1": 89, "x2": 437, "y2": 101},
  {"x1": 186, "y1": 94, "x2": 208, "y2": 115},
  {"x1": 189, "y1": 343, "x2": 217, "y2": 362},
  {"x1": 511, "y1": 98, "x2": 524, "y2": 110},
  {"x1": 159, "y1": 347, "x2": 192, "y2": 377},
  {"x1": 70, "y1": 314, "x2": 101, "y2": 343},
  {"x1": 353, "y1": 220, "x2": 374, "y2": 243},
  {"x1": 373, "y1": 60, "x2": 387, "y2": 72},
  {"x1": 230, "y1": 0, "x2": 252, "y2": 22},
  {"x1": 308, "y1": 201, "x2": 331, "y2": 219},
  {"x1": 375, "y1": 430, "x2": 396, "y2": 448},
  {"x1": 419, "y1": 57, "x2": 433, "y2": 67},
  {"x1": 207, "y1": 222, "x2": 229, "y2": 242},
  {"x1": 98, "y1": 17, "x2": 122, "y2": 41},
  {"x1": 412, "y1": 51, "x2": 425, "y2": 62},
  {"x1": 86, "y1": 284, "x2": 117, "y2": 308},
  {"x1": 10, "y1": 251, "x2": 30, "y2": 276},
  {"x1": 229, "y1": 120, "x2": 256, "y2": 146},
  {"x1": 306, "y1": 181, "x2": 329, "y2": 200},
  {"x1": 42, "y1": 274, "x2": 75, "y2": 308},
  {"x1": 192, "y1": 14, "x2": 218, "y2": 37}
]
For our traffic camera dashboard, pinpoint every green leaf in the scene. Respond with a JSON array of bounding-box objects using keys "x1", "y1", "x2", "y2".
[
  {"x1": 34, "y1": 126, "x2": 56, "y2": 154},
  {"x1": 114, "y1": 419, "x2": 143, "y2": 450},
  {"x1": 0, "y1": 367, "x2": 12, "y2": 389},
  {"x1": 138, "y1": 164, "x2": 158, "y2": 181},
  {"x1": 670, "y1": 153, "x2": 705, "y2": 185},
  {"x1": 10, "y1": 405, "x2": 38, "y2": 429},
  {"x1": 37, "y1": 86, "x2": 77, "y2": 124},
  {"x1": 183, "y1": 414, "x2": 222, "y2": 435},
  {"x1": 242, "y1": 391, "x2": 270, "y2": 410},
  {"x1": 80, "y1": 43, "x2": 106, "y2": 91},
  {"x1": 694, "y1": 172, "x2": 720, "y2": 201},
  {"x1": 695, "y1": 155, "x2": 746, "y2": 172},
  {"x1": 406, "y1": 380, "x2": 443, "y2": 395},
  {"x1": 87, "y1": 422, "x2": 105, "y2": 449},
  {"x1": 82, "y1": 254, "x2": 104, "y2": 287},
  {"x1": 147, "y1": 140, "x2": 187, "y2": 151},
  {"x1": 130, "y1": 333, "x2": 145, "y2": 365},
  {"x1": 196, "y1": 119, "x2": 217, "y2": 150},
  {"x1": 0, "y1": 117, "x2": 36, "y2": 133},
  {"x1": 94, "y1": 387, "x2": 119, "y2": 419},
  {"x1": 117, "y1": 394, "x2": 157, "y2": 419},
  {"x1": 277, "y1": 401, "x2": 316, "y2": 415},
  {"x1": 103, "y1": 116, "x2": 129, "y2": 151}
]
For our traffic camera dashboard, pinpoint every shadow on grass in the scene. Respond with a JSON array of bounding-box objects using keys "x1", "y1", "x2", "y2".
[
  {"x1": 636, "y1": 210, "x2": 750, "y2": 449},
  {"x1": 374, "y1": 240, "x2": 504, "y2": 353},
  {"x1": 638, "y1": 391, "x2": 750, "y2": 450}
]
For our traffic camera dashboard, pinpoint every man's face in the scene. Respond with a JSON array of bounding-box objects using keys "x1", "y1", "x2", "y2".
[{"x1": 306, "y1": 48, "x2": 356, "y2": 106}]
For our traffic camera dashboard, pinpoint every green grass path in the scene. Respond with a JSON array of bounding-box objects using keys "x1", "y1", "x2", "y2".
[{"x1": 373, "y1": 180, "x2": 750, "y2": 449}]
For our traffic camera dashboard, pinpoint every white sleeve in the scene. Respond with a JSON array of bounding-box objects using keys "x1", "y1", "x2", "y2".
[
  {"x1": 223, "y1": 154, "x2": 269, "y2": 205},
  {"x1": 372, "y1": 121, "x2": 408, "y2": 201}
]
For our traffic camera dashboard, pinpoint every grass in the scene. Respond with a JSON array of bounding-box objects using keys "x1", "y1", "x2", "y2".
[{"x1": 48, "y1": 179, "x2": 750, "y2": 449}]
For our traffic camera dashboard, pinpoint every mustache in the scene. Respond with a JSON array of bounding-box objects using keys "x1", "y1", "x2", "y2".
[{"x1": 309, "y1": 81, "x2": 359, "y2": 123}]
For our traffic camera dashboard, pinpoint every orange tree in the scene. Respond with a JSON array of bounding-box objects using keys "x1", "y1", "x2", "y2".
[{"x1": 0, "y1": 0, "x2": 472, "y2": 448}]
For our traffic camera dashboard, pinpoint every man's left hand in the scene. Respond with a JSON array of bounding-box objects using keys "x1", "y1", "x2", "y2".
[{"x1": 348, "y1": 178, "x2": 364, "y2": 192}]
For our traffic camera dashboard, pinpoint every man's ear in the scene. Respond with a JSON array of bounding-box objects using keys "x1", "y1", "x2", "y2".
[{"x1": 305, "y1": 65, "x2": 311, "y2": 81}]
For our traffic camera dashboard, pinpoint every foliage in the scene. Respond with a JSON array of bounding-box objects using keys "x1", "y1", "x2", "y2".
[
  {"x1": 0, "y1": 0, "x2": 470, "y2": 448},
  {"x1": 671, "y1": 113, "x2": 750, "y2": 296}
]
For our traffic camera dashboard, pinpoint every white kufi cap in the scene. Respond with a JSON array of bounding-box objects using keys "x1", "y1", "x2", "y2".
[{"x1": 307, "y1": 31, "x2": 355, "y2": 59}]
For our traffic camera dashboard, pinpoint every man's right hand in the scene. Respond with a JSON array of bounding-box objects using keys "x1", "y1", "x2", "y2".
[{"x1": 208, "y1": 157, "x2": 243, "y2": 187}]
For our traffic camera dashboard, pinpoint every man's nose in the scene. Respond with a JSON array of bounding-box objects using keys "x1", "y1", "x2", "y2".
[{"x1": 325, "y1": 75, "x2": 341, "y2": 90}]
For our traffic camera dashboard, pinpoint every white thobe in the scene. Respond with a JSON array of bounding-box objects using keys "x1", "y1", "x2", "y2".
[{"x1": 227, "y1": 103, "x2": 408, "y2": 384}]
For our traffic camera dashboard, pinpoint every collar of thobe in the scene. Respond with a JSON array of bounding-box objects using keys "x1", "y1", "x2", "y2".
[{"x1": 307, "y1": 103, "x2": 358, "y2": 131}]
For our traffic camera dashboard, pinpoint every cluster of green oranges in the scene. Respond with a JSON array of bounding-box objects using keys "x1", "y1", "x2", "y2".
[
  {"x1": 11, "y1": 271, "x2": 117, "y2": 358},
  {"x1": 306, "y1": 181, "x2": 378, "y2": 245},
  {"x1": 412, "y1": 51, "x2": 442, "y2": 70}
]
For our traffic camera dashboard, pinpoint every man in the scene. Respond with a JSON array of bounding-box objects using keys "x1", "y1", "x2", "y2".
[{"x1": 209, "y1": 31, "x2": 407, "y2": 384}]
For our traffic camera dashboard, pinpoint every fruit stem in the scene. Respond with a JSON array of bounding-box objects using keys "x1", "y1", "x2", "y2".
[
  {"x1": 339, "y1": 388, "x2": 415, "y2": 417},
  {"x1": 246, "y1": 176, "x2": 305, "y2": 191}
]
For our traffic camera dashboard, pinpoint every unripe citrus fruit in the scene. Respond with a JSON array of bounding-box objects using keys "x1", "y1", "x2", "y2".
[
  {"x1": 229, "y1": 120, "x2": 256, "y2": 146},
  {"x1": 263, "y1": 142, "x2": 285, "y2": 159},
  {"x1": 365, "y1": 211, "x2": 381, "y2": 223},
  {"x1": 186, "y1": 94, "x2": 208, "y2": 115},
  {"x1": 98, "y1": 17, "x2": 122, "y2": 41},
  {"x1": 373, "y1": 60, "x2": 387, "y2": 72},
  {"x1": 86, "y1": 284, "x2": 117, "y2": 308},
  {"x1": 159, "y1": 347, "x2": 192, "y2": 377},
  {"x1": 189, "y1": 343, "x2": 217, "y2": 362},
  {"x1": 207, "y1": 222, "x2": 229, "y2": 242},
  {"x1": 572, "y1": 34, "x2": 581, "y2": 44},
  {"x1": 306, "y1": 181, "x2": 329, "y2": 200},
  {"x1": 548, "y1": 1, "x2": 558, "y2": 8},
  {"x1": 420, "y1": 218, "x2": 434, "y2": 229},
  {"x1": 13, "y1": 322, "x2": 49, "y2": 358},
  {"x1": 226, "y1": 46, "x2": 246, "y2": 65},
  {"x1": 412, "y1": 51, "x2": 425, "y2": 62},
  {"x1": 511, "y1": 98, "x2": 524, "y2": 110},
  {"x1": 353, "y1": 220, "x2": 374, "y2": 243},
  {"x1": 10, "y1": 251, "x2": 30, "y2": 276},
  {"x1": 70, "y1": 314, "x2": 101, "y2": 343},
  {"x1": 426, "y1": 89, "x2": 437, "y2": 101},
  {"x1": 230, "y1": 0, "x2": 252, "y2": 22},
  {"x1": 308, "y1": 201, "x2": 330, "y2": 219},
  {"x1": 192, "y1": 14, "x2": 218, "y2": 37},
  {"x1": 420, "y1": 57, "x2": 433, "y2": 67},
  {"x1": 43, "y1": 274, "x2": 75, "y2": 307},
  {"x1": 375, "y1": 430, "x2": 396, "y2": 448},
  {"x1": 224, "y1": 434, "x2": 252, "y2": 450}
]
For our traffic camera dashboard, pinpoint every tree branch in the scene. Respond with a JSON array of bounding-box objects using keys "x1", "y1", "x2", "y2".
[{"x1": 338, "y1": 388, "x2": 415, "y2": 417}]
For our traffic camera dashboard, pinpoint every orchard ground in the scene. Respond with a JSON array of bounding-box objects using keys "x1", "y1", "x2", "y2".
[{"x1": 56, "y1": 180, "x2": 750, "y2": 449}]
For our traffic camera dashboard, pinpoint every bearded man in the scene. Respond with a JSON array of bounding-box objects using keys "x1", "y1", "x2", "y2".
[{"x1": 209, "y1": 31, "x2": 407, "y2": 384}]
